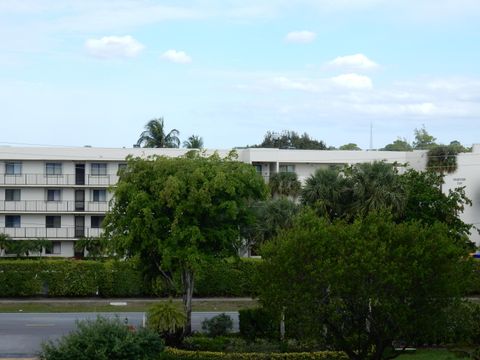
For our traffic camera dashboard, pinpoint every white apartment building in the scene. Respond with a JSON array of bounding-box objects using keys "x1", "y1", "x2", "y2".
[{"x1": 0, "y1": 145, "x2": 478, "y2": 257}]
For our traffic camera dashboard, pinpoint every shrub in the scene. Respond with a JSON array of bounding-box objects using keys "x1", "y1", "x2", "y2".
[
  {"x1": 39, "y1": 317, "x2": 164, "y2": 360},
  {"x1": 147, "y1": 300, "x2": 186, "y2": 346},
  {"x1": 239, "y1": 308, "x2": 278, "y2": 340},
  {"x1": 160, "y1": 348, "x2": 348, "y2": 360},
  {"x1": 202, "y1": 313, "x2": 233, "y2": 337}
]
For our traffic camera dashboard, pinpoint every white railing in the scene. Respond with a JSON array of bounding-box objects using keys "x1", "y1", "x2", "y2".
[
  {"x1": 0, "y1": 201, "x2": 110, "y2": 212},
  {"x1": 0, "y1": 174, "x2": 119, "y2": 186},
  {"x1": 0, "y1": 227, "x2": 104, "y2": 238}
]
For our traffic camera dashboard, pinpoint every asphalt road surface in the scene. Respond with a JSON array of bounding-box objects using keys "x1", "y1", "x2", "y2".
[{"x1": 0, "y1": 311, "x2": 239, "y2": 357}]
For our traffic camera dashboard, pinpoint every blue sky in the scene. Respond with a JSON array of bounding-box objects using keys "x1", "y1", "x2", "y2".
[{"x1": 1, "y1": 0, "x2": 479, "y2": 149}]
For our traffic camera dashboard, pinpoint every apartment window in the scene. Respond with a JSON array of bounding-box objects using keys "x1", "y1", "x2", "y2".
[
  {"x1": 92, "y1": 189, "x2": 106, "y2": 202},
  {"x1": 254, "y1": 165, "x2": 262, "y2": 174},
  {"x1": 5, "y1": 215, "x2": 20, "y2": 228},
  {"x1": 46, "y1": 241, "x2": 61, "y2": 255},
  {"x1": 91, "y1": 163, "x2": 107, "y2": 176},
  {"x1": 279, "y1": 164, "x2": 295, "y2": 173},
  {"x1": 47, "y1": 189, "x2": 61, "y2": 201},
  {"x1": 5, "y1": 162, "x2": 22, "y2": 175},
  {"x1": 91, "y1": 216, "x2": 105, "y2": 229},
  {"x1": 46, "y1": 216, "x2": 61, "y2": 228},
  {"x1": 5, "y1": 189, "x2": 20, "y2": 201},
  {"x1": 46, "y1": 162, "x2": 62, "y2": 175}
]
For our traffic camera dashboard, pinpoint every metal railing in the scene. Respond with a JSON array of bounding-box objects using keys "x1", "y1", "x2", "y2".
[
  {"x1": 0, "y1": 174, "x2": 119, "y2": 186},
  {"x1": 0, "y1": 227, "x2": 104, "y2": 238},
  {"x1": 0, "y1": 201, "x2": 110, "y2": 212}
]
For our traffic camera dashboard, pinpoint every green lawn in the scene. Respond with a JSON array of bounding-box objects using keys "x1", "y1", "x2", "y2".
[
  {"x1": 0, "y1": 299, "x2": 258, "y2": 313},
  {"x1": 397, "y1": 349, "x2": 462, "y2": 360}
]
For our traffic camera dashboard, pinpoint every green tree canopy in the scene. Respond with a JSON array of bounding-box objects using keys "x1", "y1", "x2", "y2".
[
  {"x1": 399, "y1": 169, "x2": 473, "y2": 250},
  {"x1": 252, "y1": 130, "x2": 327, "y2": 150},
  {"x1": 259, "y1": 211, "x2": 474, "y2": 360},
  {"x1": 413, "y1": 126, "x2": 437, "y2": 150},
  {"x1": 339, "y1": 143, "x2": 361, "y2": 150},
  {"x1": 103, "y1": 152, "x2": 267, "y2": 333},
  {"x1": 137, "y1": 118, "x2": 180, "y2": 148},
  {"x1": 381, "y1": 138, "x2": 412, "y2": 151}
]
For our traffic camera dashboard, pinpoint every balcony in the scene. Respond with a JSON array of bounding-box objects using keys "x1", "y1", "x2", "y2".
[
  {"x1": 0, "y1": 227, "x2": 104, "y2": 238},
  {"x1": 0, "y1": 174, "x2": 119, "y2": 186},
  {"x1": 0, "y1": 201, "x2": 110, "y2": 213}
]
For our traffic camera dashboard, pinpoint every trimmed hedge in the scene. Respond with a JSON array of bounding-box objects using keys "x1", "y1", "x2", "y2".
[
  {"x1": 0, "y1": 258, "x2": 261, "y2": 297},
  {"x1": 161, "y1": 348, "x2": 348, "y2": 360},
  {"x1": 239, "y1": 308, "x2": 279, "y2": 340}
]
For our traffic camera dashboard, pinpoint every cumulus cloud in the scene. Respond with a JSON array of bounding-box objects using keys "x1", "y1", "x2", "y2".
[
  {"x1": 285, "y1": 30, "x2": 316, "y2": 43},
  {"x1": 160, "y1": 49, "x2": 192, "y2": 64},
  {"x1": 331, "y1": 73, "x2": 373, "y2": 90},
  {"x1": 329, "y1": 54, "x2": 378, "y2": 70},
  {"x1": 85, "y1": 35, "x2": 144, "y2": 58}
]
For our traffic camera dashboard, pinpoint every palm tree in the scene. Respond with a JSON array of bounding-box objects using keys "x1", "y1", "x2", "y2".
[
  {"x1": 136, "y1": 118, "x2": 180, "y2": 148},
  {"x1": 301, "y1": 167, "x2": 351, "y2": 219},
  {"x1": 427, "y1": 145, "x2": 458, "y2": 176},
  {"x1": 427, "y1": 145, "x2": 459, "y2": 192},
  {"x1": 348, "y1": 161, "x2": 406, "y2": 218},
  {"x1": 269, "y1": 172, "x2": 301, "y2": 198},
  {"x1": 183, "y1": 135, "x2": 204, "y2": 149}
]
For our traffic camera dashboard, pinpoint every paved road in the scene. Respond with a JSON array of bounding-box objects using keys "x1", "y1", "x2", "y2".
[{"x1": 0, "y1": 311, "x2": 239, "y2": 357}]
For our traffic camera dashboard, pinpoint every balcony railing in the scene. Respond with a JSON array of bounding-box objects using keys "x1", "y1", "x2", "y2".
[
  {"x1": 0, "y1": 227, "x2": 104, "y2": 238},
  {"x1": 0, "y1": 201, "x2": 110, "y2": 212},
  {"x1": 0, "y1": 174, "x2": 119, "y2": 186}
]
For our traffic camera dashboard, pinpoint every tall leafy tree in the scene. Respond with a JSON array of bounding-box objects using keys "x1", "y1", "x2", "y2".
[
  {"x1": 137, "y1": 118, "x2": 180, "y2": 148},
  {"x1": 381, "y1": 138, "x2": 412, "y2": 151},
  {"x1": 339, "y1": 143, "x2": 361, "y2": 150},
  {"x1": 259, "y1": 211, "x2": 474, "y2": 360},
  {"x1": 253, "y1": 130, "x2": 327, "y2": 150},
  {"x1": 399, "y1": 169, "x2": 473, "y2": 250},
  {"x1": 183, "y1": 135, "x2": 204, "y2": 149},
  {"x1": 103, "y1": 152, "x2": 267, "y2": 334},
  {"x1": 412, "y1": 126, "x2": 437, "y2": 150}
]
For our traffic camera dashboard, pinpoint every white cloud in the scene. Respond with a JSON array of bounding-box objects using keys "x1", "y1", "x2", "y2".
[
  {"x1": 331, "y1": 73, "x2": 373, "y2": 90},
  {"x1": 160, "y1": 49, "x2": 192, "y2": 64},
  {"x1": 329, "y1": 54, "x2": 378, "y2": 70},
  {"x1": 272, "y1": 77, "x2": 319, "y2": 91},
  {"x1": 285, "y1": 30, "x2": 316, "y2": 43},
  {"x1": 85, "y1": 35, "x2": 144, "y2": 58}
]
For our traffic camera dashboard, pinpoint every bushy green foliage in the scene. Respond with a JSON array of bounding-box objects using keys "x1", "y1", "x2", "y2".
[
  {"x1": 259, "y1": 211, "x2": 474, "y2": 360},
  {"x1": 0, "y1": 258, "x2": 261, "y2": 297},
  {"x1": 202, "y1": 313, "x2": 233, "y2": 337},
  {"x1": 99, "y1": 259, "x2": 145, "y2": 297},
  {"x1": 195, "y1": 258, "x2": 260, "y2": 297},
  {"x1": 183, "y1": 335, "x2": 327, "y2": 353},
  {"x1": 239, "y1": 308, "x2": 279, "y2": 340},
  {"x1": 39, "y1": 317, "x2": 164, "y2": 360},
  {"x1": 161, "y1": 348, "x2": 347, "y2": 360}
]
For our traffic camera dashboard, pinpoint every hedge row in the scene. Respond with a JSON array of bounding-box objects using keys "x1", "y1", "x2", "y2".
[
  {"x1": 161, "y1": 348, "x2": 348, "y2": 360},
  {"x1": 0, "y1": 258, "x2": 261, "y2": 297}
]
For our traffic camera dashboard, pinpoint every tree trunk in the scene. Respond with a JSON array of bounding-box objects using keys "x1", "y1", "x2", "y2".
[{"x1": 181, "y1": 268, "x2": 194, "y2": 335}]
